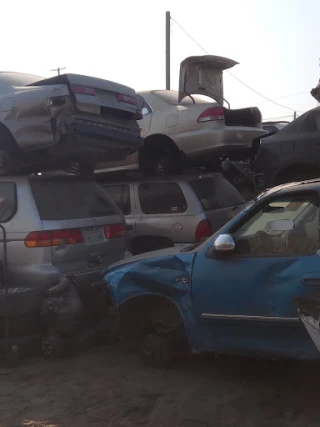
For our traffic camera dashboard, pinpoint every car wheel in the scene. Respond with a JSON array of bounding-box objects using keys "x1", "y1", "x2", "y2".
[
  {"x1": 139, "y1": 145, "x2": 181, "y2": 176},
  {"x1": 140, "y1": 332, "x2": 175, "y2": 368},
  {"x1": 41, "y1": 335, "x2": 63, "y2": 358}
]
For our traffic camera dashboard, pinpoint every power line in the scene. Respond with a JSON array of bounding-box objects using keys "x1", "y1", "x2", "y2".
[
  {"x1": 263, "y1": 115, "x2": 296, "y2": 121},
  {"x1": 171, "y1": 16, "x2": 303, "y2": 114},
  {"x1": 256, "y1": 91, "x2": 307, "y2": 105}
]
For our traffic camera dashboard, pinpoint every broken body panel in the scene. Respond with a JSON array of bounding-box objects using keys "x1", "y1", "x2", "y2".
[
  {"x1": 103, "y1": 181, "x2": 320, "y2": 360},
  {"x1": 0, "y1": 72, "x2": 143, "y2": 174}
]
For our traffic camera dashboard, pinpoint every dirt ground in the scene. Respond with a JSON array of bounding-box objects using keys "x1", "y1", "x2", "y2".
[{"x1": 1, "y1": 342, "x2": 320, "y2": 427}]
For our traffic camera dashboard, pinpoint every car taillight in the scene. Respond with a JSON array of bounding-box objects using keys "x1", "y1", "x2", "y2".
[
  {"x1": 195, "y1": 219, "x2": 212, "y2": 242},
  {"x1": 116, "y1": 93, "x2": 137, "y2": 106},
  {"x1": 197, "y1": 107, "x2": 224, "y2": 123},
  {"x1": 104, "y1": 223, "x2": 126, "y2": 239},
  {"x1": 24, "y1": 229, "x2": 84, "y2": 248},
  {"x1": 136, "y1": 109, "x2": 143, "y2": 120},
  {"x1": 70, "y1": 84, "x2": 95, "y2": 96}
]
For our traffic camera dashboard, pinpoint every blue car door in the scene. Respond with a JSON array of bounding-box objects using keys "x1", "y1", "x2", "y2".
[{"x1": 191, "y1": 189, "x2": 320, "y2": 358}]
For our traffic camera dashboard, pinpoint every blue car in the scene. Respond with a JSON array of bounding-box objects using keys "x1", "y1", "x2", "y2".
[{"x1": 103, "y1": 179, "x2": 320, "y2": 367}]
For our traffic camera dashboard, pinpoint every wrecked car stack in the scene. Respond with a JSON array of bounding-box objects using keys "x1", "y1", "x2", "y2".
[
  {"x1": 0, "y1": 72, "x2": 143, "y2": 176},
  {"x1": 0, "y1": 71, "x2": 145, "y2": 363}
]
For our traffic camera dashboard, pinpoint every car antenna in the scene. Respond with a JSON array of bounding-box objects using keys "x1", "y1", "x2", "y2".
[{"x1": 51, "y1": 67, "x2": 66, "y2": 76}]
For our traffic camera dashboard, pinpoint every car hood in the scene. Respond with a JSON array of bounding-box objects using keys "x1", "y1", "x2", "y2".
[
  {"x1": 103, "y1": 247, "x2": 196, "y2": 306},
  {"x1": 178, "y1": 55, "x2": 238, "y2": 105},
  {"x1": 105, "y1": 246, "x2": 186, "y2": 272}
]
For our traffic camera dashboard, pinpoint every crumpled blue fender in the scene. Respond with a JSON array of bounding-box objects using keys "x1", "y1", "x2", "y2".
[{"x1": 103, "y1": 251, "x2": 197, "y2": 346}]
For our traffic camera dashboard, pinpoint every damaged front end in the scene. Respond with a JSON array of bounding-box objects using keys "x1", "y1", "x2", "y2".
[
  {"x1": 101, "y1": 250, "x2": 197, "y2": 350},
  {"x1": 296, "y1": 296, "x2": 320, "y2": 354}
]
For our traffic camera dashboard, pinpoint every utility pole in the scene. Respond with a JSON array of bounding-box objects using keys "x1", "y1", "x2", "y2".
[
  {"x1": 166, "y1": 11, "x2": 171, "y2": 90},
  {"x1": 294, "y1": 111, "x2": 297, "y2": 120},
  {"x1": 51, "y1": 67, "x2": 66, "y2": 76}
]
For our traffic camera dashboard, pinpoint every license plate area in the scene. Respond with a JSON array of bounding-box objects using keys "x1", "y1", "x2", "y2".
[{"x1": 82, "y1": 226, "x2": 105, "y2": 245}]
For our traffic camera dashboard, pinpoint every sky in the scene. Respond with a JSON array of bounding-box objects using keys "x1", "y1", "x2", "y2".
[{"x1": 2, "y1": 0, "x2": 320, "y2": 121}]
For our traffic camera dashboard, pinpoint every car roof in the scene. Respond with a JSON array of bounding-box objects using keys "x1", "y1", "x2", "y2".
[
  {"x1": 0, "y1": 174, "x2": 96, "y2": 184},
  {"x1": 95, "y1": 170, "x2": 224, "y2": 185},
  {"x1": 257, "y1": 178, "x2": 320, "y2": 200}
]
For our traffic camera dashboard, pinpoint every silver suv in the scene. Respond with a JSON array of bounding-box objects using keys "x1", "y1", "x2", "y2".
[
  {"x1": 98, "y1": 172, "x2": 246, "y2": 255},
  {"x1": 0, "y1": 174, "x2": 126, "y2": 341}
]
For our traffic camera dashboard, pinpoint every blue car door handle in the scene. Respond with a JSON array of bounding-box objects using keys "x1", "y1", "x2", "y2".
[{"x1": 301, "y1": 274, "x2": 320, "y2": 286}]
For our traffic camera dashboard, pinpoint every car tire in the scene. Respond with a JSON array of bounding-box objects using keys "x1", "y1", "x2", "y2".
[
  {"x1": 140, "y1": 332, "x2": 175, "y2": 368},
  {"x1": 139, "y1": 145, "x2": 181, "y2": 176},
  {"x1": 41, "y1": 335, "x2": 63, "y2": 358}
]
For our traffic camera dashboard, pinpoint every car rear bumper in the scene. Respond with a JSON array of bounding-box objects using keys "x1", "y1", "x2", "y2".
[
  {"x1": 3, "y1": 266, "x2": 106, "y2": 317},
  {"x1": 63, "y1": 120, "x2": 144, "y2": 158},
  {"x1": 172, "y1": 126, "x2": 265, "y2": 159}
]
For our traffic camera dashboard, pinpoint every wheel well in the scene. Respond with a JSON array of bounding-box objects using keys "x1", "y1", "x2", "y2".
[
  {"x1": 117, "y1": 295, "x2": 186, "y2": 340},
  {"x1": 144, "y1": 134, "x2": 180, "y2": 155},
  {"x1": 130, "y1": 236, "x2": 174, "y2": 255},
  {"x1": 275, "y1": 164, "x2": 320, "y2": 185}
]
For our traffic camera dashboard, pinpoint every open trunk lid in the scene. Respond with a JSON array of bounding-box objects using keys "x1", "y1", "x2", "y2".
[
  {"x1": 178, "y1": 55, "x2": 238, "y2": 105},
  {"x1": 29, "y1": 73, "x2": 138, "y2": 117},
  {"x1": 28, "y1": 175, "x2": 126, "y2": 274}
]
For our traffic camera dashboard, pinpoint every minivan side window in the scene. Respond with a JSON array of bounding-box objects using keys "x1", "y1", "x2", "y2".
[
  {"x1": 189, "y1": 176, "x2": 245, "y2": 211},
  {"x1": 102, "y1": 185, "x2": 131, "y2": 215},
  {"x1": 0, "y1": 182, "x2": 16, "y2": 222},
  {"x1": 138, "y1": 182, "x2": 187, "y2": 214}
]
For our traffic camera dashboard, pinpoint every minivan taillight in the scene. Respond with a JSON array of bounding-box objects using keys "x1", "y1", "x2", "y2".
[
  {"x1": 24, "y1": 229, "x2": 84, "y2": 248},
  {"x1": 197, "y1": 107, "x2": 224, "y2": 123},
  {"x1": 104, "y1": 223, "x2": 126, "y2": 239},
  {"x1": 195, "y1": 219, "x2": 212, "y2": 242},
  {"x1": 70, "y1": 84, "x2": 96, "y2": 96}
]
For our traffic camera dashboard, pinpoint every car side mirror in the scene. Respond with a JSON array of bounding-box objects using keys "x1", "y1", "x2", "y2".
[{"x1": 208, "y1": 234, "x2": 236, "y2": 257}]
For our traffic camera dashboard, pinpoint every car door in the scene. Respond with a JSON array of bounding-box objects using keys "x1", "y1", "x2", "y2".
[
  {"x1": 191, "y1": 189, "x2": 320, "y2": 358},
  {"x1": 134, "y1": 180, "x2": 190, "y2": 244}
]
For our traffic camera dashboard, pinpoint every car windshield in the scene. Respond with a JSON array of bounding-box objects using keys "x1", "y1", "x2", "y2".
[{"x1": 189, "y1": 175, "x2": 245, "y2": 210}]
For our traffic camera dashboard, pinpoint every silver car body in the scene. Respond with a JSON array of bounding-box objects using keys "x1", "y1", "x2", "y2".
[
  {"x1": 0, "y1": 175, "x2": 126, "y2": 320},
  {"x1": 98, "y1": 172, "x2": 246, "y2": 254},
  {"x1": 0, "y1": 72, "x2": 143, "y2": 173},
  {"x1": 96, "y1": 56, "x2": 266, "y2": 173}
]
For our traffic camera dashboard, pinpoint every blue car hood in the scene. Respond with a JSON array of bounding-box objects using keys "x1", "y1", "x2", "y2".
[{"x1": 103, "y1": 247, "x2": 196, "y2": 306}]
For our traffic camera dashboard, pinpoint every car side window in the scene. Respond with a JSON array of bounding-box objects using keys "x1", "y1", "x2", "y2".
[
  {"x1": 138, "y1": 182, "x2": 187, "y2": 214},
  {"x1": 102, "y1": 185, "x2": 131, "y2": 215},
  {"x1": 233, "y1": 193, "x2": 320, "y2": 257},
  {"x1": 0, "y1": 182, "x2": 17, "y2": 222},
  {"x1": 141, "y1": 100, "x2": 152, "y2": 116}
]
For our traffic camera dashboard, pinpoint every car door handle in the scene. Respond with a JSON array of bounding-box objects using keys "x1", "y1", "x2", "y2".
[
  {"x1": 126, "y1": 224, "x2": 133, "y2": 231},
  {"x1": 301, "y1": 274, "x2": 320, "y2": 286}
]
